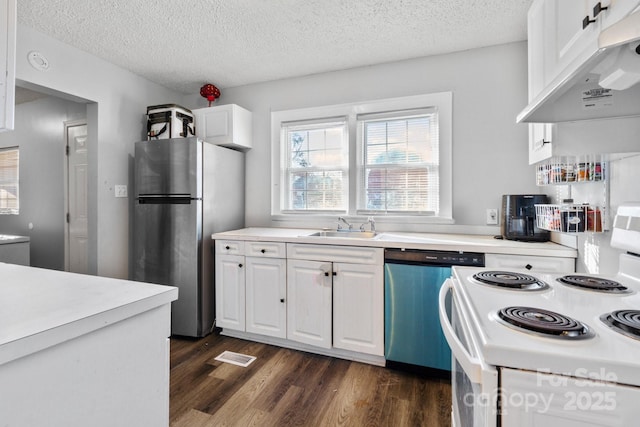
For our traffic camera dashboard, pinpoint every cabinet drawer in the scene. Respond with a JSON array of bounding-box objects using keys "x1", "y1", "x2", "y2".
[
  {"x1": 215, "y1": 240, "x2": 245, "y2": 255},
  {"x1": 485, "y1": 253, "x2": 575, "y2": 273},
  {"x1": 246, "y1": 241, "x2": 286, "y2": 258},
  {"x1": 287, "y1": 243, "x2": 383, "y2": 264}
]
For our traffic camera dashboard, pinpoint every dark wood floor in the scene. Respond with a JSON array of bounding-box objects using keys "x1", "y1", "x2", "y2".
[{"x1": 170, "y1": 333, "x2": 452, "y2": 426}]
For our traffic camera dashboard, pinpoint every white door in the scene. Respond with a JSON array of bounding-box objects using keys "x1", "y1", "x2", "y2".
[
  {"x1": 286, "y1": 259, "x2": 332, "y2": 349},
  {"x1": 214, "y1": 254, "x2": 246, "y2": 331},
  {"x1": 65, "y1": 121, "x2": 88, "y2": 274},
  {"x1": 333, "y1": 262, "x2": 384, "y2": 356},
  {"x1": 245, "y1": 257, "x2": 286, "y2": 338}
]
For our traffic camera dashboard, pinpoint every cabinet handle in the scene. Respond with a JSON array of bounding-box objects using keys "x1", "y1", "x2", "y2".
[
  {"x1": 280, "y1": 298, "x2": 285, "y2": 303},
  {"x1": 324, "y1": 272, "x2": 329, "y2": 277},
  {"x1": 261, "y1": 249, "x2": 266, "y2": 253},
  {"x1": 525, "y1": 264, "x2": 533, "y2": 270},
  {"x1": 225, "y1": 245, "x2": 230, "y2": 250},
  {"x1": 582, "y1": 15, "x2": 596, "y2": 29},
  {"x1": 332, "y1": 271, "x2": 337, "y2": 276},
  {"x1": 238, "y1": 263, "x2": 243, "y2": 268},
  {"x1": 593, "y1": 2, "x2": 608, "y2": 18}
]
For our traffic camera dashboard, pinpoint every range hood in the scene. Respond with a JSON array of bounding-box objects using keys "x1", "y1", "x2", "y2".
[{"x1": 518, "y1": 9, "x2": 640, "y2": 123}]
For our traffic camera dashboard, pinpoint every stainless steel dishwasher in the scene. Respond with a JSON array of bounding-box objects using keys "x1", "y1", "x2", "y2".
[{"x1": 384, "y1": 248, "x2": 484, "y2": 373}]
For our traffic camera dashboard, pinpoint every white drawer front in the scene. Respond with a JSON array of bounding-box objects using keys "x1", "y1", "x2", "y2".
[
  {"x1": 485, "y1": 253, "x2": 575, "y2": 273},
  {"x1": 287, "y1": 243, "x2": 383, "y2": 264},
  {"x1": 215, "y1": 240, "x2": 245, "y2": 255},
  {"x1": 246, "y1": 241, "x2": 286, "y2": 258}
]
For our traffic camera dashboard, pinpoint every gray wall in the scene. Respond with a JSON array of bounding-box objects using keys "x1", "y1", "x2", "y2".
[
  {"x1": 184, "y1": 41, "x2": 538, "y2": 234},
  {"x1": 16, "y1": 25, "x2": 183, "y2": 279},
  {"x1": 0, "y1": 96, "x2": 85, "y2": 269}
]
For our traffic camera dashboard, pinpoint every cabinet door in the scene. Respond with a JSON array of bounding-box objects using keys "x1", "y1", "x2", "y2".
[
  {"x1": 246, "y1": 257, "x2": 287, "y2": 338},
  {"x1": 286, "y1": 259, "x2": 332, "y2": 349},
  {"x1": 333, "y1": 263, "x2": 384, "y2": 356},
  {"x1": 547, "y1": 0, "x2": 601, "y2": 80},
  {"x1": 528, "y1": 123, "x2": 553, "y2": 164},
  {"x1": 0, "y1": 0, "x2": 16, "y2": 131},
  {"x1": 214, "y1": 254, "x2": 246, "y2": 331},
  {"x1": 193, "y1": 104, "x2": 252, "y2": 150}
]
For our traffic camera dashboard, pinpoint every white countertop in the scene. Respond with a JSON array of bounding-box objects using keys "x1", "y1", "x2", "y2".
[
  {"x1": 212, "y1": 227, "x2": 577, "y2": 258},
  {"x1": 0, "y1": 235, "x2": 29, "y2": 244},
  {"x1": 0, "y1": 263, "x2": 178, "y2": 365}
]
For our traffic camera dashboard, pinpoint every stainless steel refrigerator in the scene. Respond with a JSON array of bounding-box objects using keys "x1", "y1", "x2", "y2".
[{"x1": 133, "y1": 137, "x2": 244, "y2": 337}]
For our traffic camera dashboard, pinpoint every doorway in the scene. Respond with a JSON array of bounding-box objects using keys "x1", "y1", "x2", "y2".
[{"x1": 64, "y1": 120, "x2": 88, "y2": 274}]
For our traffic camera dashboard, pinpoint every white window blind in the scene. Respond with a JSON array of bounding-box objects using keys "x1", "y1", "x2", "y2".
[
  {"x1": 357, "y1": 109, "x2": 439, "y2": 214},
  {"x1": 0, "y1": 147, "x2": 19, "y2": 215},
  {"x1": 281, "y1": 118, "x2": 348, "y2": 212}
]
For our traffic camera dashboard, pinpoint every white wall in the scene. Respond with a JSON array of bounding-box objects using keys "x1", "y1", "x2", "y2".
[
  {"x1": 0, "y1": 96, "x2": 85, "y2": 269},
  {"x1": 184, "y1": 42, "x2": 539, "y2": 234},
  {"x1": 573, "y1": 154, "x2": 640, "y2": 275},
  {"x1": 15, "y1": 25, "x2": 183, "y2": 278}
]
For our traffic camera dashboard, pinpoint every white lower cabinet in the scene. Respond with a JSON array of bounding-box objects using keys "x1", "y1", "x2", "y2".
[
  {"x1": 286, "y1": 259, "x2": 333, "y2": 349},
  {"x1": 216, "y1": 240, "x2": 384, "y2": 358},
  {"x1": 246, "y1": 257, "x2": 287, "y2": 338},
  {"x1": 215, "y1": 240, "x2": 286, "y2": 334},
  {"x1": 214, "y1": 253, "x2": 246, "y2": 331},
  {"x1": 332, "y1": 262, "x2": 384, "y2": 355},
  {"x1": 286, "y1": 244, "x2": 384, "y2": 356}
]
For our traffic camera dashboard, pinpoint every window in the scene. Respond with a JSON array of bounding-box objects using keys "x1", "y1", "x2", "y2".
[
  {"x1": 0, "y1": 147, "x2": 19, "y2": 215},
  {"x1": 358, "y1": 109, "x2": 439, "y2": 214},
  {"x1": 272, "y1": 92, "x2": 452, "y2": 223},
  {"x1": 282, "y1": 118, "x2": 348, "y2": 212}
]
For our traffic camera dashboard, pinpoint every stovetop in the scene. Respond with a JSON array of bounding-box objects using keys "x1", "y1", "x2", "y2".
[{"x1": 451, "y1": 253, "x2": 640, "y2": 387}]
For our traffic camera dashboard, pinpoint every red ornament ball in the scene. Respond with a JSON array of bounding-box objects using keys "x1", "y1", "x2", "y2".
[{"x1": 200, "y1": 84, "x2": 221, "y2": 106}]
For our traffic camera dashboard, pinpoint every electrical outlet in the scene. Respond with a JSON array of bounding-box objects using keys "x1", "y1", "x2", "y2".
[
  {"x1": 114, "y1": 185, "x2": 128, "y2": 198},
  {"x1": 486, "y1": 208, "x2": 498, "y2": 225}
]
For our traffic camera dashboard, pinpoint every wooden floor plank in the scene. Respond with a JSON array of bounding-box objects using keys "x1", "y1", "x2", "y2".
[{"x1": 170, "y1": 334, "x2": 452, "y2": 426}]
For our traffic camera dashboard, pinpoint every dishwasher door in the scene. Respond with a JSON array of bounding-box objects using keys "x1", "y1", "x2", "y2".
[
  {"x1": 384, "y1": 262, "x2": 453, "y2": 370},
  {"x1": 384, "y1": 249, "x2": 484, "y2": 372}
]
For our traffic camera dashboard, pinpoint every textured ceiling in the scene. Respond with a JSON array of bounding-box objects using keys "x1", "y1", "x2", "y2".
[{"x1": 17, "y1": 0, "x2": 533, "y2": 94}]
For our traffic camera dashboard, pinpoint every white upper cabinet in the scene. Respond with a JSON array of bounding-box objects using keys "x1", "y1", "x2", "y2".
[
  {"x1": 521, "y1": 0, "x2": 640, "y2": 123},
  {"x1": 546, "y1": 0, "x2": 602, "y2": 84},
  {"x1": 193, "y1": 104, "x2": 252, "y2": 151},
  {"x1": 0, "y1": 0, "x2": 16, "y2": 132}
]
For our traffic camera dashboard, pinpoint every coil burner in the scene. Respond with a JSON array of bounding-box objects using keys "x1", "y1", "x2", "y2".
[
  {"x1": 557, "y1": 275, "x2": 630, "y2": 294},
  {"x1": 497, "y1": 306, "x2": 594, "y2": 339},
  {"x1": 600, "y1": 310, "x2": 640, "y2": 340},
  {"x1": 473, "y1": 271, "x2": 549, "y2": 291}
]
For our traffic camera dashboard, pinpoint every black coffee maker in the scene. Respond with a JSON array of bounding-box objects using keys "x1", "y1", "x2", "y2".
[{"x1": 500, "y1": 194, "x2": 550, "y2": 242}]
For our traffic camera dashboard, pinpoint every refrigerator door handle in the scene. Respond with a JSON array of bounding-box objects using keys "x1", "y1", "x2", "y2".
[{"x1": 138, "y1": 195, "x2": 194, "y2": 204}]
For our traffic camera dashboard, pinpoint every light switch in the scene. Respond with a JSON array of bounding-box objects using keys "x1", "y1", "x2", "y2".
[{"x1": 115, "y1": 185, "x2": 128, "y2": 198}]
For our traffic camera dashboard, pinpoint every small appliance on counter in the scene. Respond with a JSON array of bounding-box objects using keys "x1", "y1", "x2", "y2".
[{"x1": 500, "y1": 194, "x2": 550, "y2": 242}]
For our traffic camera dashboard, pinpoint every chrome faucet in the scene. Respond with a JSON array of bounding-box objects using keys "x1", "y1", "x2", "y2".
[
  {"x1": 337, "y1": 216, "x2": 352, "y2": 231},
  {"x1": 360, "y1": 216, "x2": 375, "y2": 232}
]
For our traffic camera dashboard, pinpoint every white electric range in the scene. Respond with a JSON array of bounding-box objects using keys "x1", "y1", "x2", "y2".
[{"x1": 439, "y1": 203, "x2": 640, "y2": 427}]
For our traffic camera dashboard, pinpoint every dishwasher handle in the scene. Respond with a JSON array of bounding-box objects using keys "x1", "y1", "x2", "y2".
[{"x1": 438, "y1": 279, "x2": 483, "y2": 383}]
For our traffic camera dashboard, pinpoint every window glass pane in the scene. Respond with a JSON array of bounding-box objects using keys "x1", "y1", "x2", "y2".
[
  {"x1": 360, "y1": 112, "x2": 438, "y2": 214},
  {"x1": 288, "y1": 170, "x2": 344, "y2": 210},
  {"x1": 283, "y1": 120, "x2": 347, "y2": 211},
  {"x1": 0, "y1": 147, "x2": 19, "y2": 215}
]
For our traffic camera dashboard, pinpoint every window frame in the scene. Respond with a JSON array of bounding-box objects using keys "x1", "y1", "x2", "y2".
[
  {"x1": 271, "y1": 92, "x2": 453, "y2": 225},
  {"x1": 280, "y1": 117, "x2": 349, "y2": 213},
  {"x1": 0, "y1": 146, "x2": 19, "y2": 215}
]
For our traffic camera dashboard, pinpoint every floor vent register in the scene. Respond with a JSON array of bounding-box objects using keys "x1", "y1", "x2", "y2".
[{"x1": 214, "y1": 350, "x2": 257, "y2": 367}]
